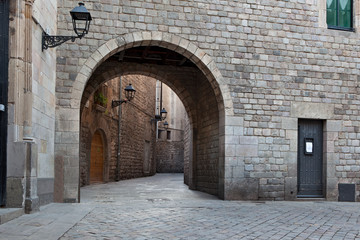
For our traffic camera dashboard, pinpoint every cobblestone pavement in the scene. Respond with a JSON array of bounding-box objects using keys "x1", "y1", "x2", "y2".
[{"x1": 0, "y1": 174, "x2": 359, "y2": 240}]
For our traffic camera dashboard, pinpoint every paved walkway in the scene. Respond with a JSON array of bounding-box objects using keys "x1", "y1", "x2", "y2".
[{"x1": 0, "y1": 174, "x2": 359, "y2": 239}]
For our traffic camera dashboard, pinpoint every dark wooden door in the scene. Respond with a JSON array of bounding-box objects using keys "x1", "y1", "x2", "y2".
[
  {"x1": 298, "y1": 119, "x2": 323, "y2": 197},
  {"x1": 90, "y1": 131, "x2": 104, "y2": 183},
  {"x1": 0, "y1": 0, "x2": 9, "y2": 206}
]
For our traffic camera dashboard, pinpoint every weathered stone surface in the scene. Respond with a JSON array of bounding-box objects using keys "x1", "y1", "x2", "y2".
[
  {"x1": 225, "y1": 178, "x2": 259, "y2": 200},
  {"x1": 80, "y1": 75, "x2": 157, "y2": 186},
  {"x1": 12, "y1": 0, "x2": 359, "y2": 203}
]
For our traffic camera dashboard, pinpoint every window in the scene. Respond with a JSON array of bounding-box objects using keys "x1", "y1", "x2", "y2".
[{"x1": 327, "y1": 0, "x2": 353, "y2": 30}]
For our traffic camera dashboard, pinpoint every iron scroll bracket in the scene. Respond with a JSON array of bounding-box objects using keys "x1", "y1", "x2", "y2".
[{"x1": 42, "y1": 32, "x2": 79, "y2": 51}]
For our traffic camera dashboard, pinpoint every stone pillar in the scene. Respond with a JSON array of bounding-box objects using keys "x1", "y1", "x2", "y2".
[
  {"x1": 23, "y1": 0, "x2": 33, "y2": 138},
  {"x1": 6, "y1": 0, "x2": 38, "y2": 211},
  {"x1": 283, "y1": 117, "x2": 298, "y2": 201}
]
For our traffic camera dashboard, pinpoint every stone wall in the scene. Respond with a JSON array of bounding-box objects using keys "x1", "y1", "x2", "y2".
[
  {"x1": 32, "y1": 0, "x2": 57, "y2": 206},
  {"x1": 55, "y1": 0, "x2": 360, "y2": 201},
  {"x1": 118, "y1": 75, "x2": 157, "y2": 179},
  {"x1": 183, "y1": 115, "x2": 191, "y2": 186},
  {"x1": 6, "y1": 0, "x2": 57, "y2": 209},
  {"x1": 195, "y1": 74, "x2": 219, "y2": 195},
  {"x1": 155, "y1": 82, "x2": 186, "y2": 173},
  {"x1": 80, "y1": 75, "x2": 157, "y2": 186},
  {"x1": 156, "y1": 129, "x2": 184, "y2": 173}
]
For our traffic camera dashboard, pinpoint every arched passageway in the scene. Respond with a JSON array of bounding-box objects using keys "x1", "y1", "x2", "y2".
[
  {"x1": 81, "y1": 57, "x2": 220, "y2": 195},
  {"x1": 55, "y1": 32, "x2": 232, "y2": 203}
]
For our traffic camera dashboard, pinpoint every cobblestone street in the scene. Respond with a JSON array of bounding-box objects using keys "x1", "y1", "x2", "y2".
[{"x1": 0, "y1": 174, "x2": 359, "y2": 239}]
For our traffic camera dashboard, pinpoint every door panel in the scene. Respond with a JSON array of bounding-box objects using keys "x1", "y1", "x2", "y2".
[
  {"x1": 298, "y1": 119, "x2": 323, "y2": 197},
  {"x1": 0, "y1": 0, "x2": 9, "y2": 206},
  {"x1": 90, "y1": 131, "x2": 104, "y2": 183}
]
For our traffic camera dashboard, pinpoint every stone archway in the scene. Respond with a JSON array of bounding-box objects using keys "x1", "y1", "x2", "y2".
[{"x1": 55, "y1": 32, "x2": 234, "y2": 203}]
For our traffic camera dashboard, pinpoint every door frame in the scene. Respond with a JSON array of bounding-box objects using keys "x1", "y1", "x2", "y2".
[{"x1": 297, "y1": 119, "x2": 325, "y2": 198}]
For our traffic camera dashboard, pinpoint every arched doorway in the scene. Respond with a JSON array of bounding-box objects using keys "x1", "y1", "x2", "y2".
[
  {"x1": 55, "y1": 32, "x2": 233, "y2": 203},
  {"x1": 89, "y1": 130, "x2": 104, "y2": 184}
]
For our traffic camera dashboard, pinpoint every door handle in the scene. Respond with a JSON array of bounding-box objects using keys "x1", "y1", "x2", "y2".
[{"x1": 0, "y1": 104, "x2": 4, "y2": 112}]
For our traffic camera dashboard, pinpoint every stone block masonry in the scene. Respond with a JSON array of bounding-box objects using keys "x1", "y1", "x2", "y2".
[
  {"x1": 54, "y1": 0, "x2": 360, "y2": 201},
  {"x1": 80, "y1": 75, "x2": 157, "y2": 186}
]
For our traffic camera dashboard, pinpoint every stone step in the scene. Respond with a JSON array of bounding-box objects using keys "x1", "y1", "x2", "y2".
[
  {"x1": 296, "y1": 197, "x2": 327, "y2": 202},
  {"x1": 0, "y1": 208, "x2": 24, "y2": 225}
]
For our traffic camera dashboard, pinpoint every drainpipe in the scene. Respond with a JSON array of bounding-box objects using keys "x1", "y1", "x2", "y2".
[
  {"x1": 156, "y1": 82, "x2": 163, "y2": 139},
  {"x1": 116, "y1": 76, "x2": 122, "y2": 181}
]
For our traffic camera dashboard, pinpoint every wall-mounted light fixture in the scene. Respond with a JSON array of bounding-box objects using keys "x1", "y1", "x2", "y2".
[
  {"x1": 163, "y1": 121, "x2": 169, "y2": 129},
  {"x1": 112, "y1": 84, "x2": 136, "y2": 108},
  {"x1": 153, "y1": 107, "x2": 167, "y2": 121},
  {"x1": 151, "y1": 108, "x2": 167, "y2": 123},
  {"x1": 42, "y1": 2, "x2": 92, "y2": 51}
]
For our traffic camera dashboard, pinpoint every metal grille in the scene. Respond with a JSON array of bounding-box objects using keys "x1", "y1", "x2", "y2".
[{"x1": 0, "y1": 0, "x2": 9, "y2": 206}]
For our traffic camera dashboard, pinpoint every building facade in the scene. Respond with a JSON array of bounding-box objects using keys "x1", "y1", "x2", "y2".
[
  {"x1": 155, "y1": 81, "x2": 186, "y2": 173},
  {"x1": 1, "y1": 0, "x2": 360, "y2": 211},
  {"x1": 80, "y1": 75, "x2": 158, "y2": 186}
]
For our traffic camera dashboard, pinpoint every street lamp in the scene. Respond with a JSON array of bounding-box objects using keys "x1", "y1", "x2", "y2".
[
  {"x1": 42, "y1": 2, "x2": 92, "y2": 50},
  {"x1": 112, "y1": 84, "x2": 136, "y2": 108},
  {"x1": 151, "y1": 107, "x2": 168, "y2": 122},
  {"x1": 155, "y1": 108, "x2": 167, "y2": 121}
]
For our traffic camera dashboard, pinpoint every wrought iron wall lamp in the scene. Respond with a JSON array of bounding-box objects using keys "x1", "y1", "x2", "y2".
[
  {"x1": 42, "y1": 2, "x2": 92, "y2": 51},
  {"x1": 163, "y1": 121, "x2": 169, "y2": 129},
  {"x1": 155, "y1": 108, "x2": 167, "y2": 121},
  {"x1": 151, "y1": 107, "x2": 167, "y2": 123},
  {"x1": 112, "y1": 84, "x2": 136, "y2": 108}
]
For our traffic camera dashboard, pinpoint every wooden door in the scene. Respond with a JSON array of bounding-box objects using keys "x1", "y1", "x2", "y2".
[
  {"x1": 0, "y1": 0, "x2": 9, "y2": 206},
  {"x1": 298, "y1": 119, "x2": 323, "y2": 197},
  {"x1": 90, "y1": 131, "x2": 104, "y2": 183}
]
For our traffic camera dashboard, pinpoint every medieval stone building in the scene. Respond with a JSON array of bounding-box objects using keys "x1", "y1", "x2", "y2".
[
  {"x1": 79, "y1": 75, "x2": 185, "y2": 187},
  {"x1": 81, "y1": 75, "x2": 154, "y2": 186},
  {"x1": 1, "y1": 0, "x2": 360, "y2": 214},
  {"x1": 155, "y1": 81, "x2": 187, "y2": 173}
]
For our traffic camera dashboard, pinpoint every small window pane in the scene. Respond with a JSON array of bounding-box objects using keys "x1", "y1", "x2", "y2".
[
  {"x1": 327, "y1": 9, "x2": 337, "y2": 26},
  {"x1": 339, "y1": 0, "x2": 350, "y2": 11},
  {"x1": 327, "y1": 0, "x2": 336, "y2": 9},
  {"x1": 339, "y1": 10, "x2": 351, "y2": 28}
]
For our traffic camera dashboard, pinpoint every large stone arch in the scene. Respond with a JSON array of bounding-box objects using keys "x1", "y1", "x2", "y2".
[
  {"x1": 55, "y1": 32, "x2": 235, "y2": 202},
  {"x1": 81, "y1": 63, "x2": 201, "y2": 129}
]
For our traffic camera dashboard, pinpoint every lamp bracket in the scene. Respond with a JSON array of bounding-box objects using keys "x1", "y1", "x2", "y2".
[
  {"x1": 151, "y1": 115, "x2": 162, "y2": 123},
  {"x1": 42, "y1": 32, "x2": 78, "y2": 51},
  {"x1": 111, "y1": 99, "x2": 127, "y2": 108}
]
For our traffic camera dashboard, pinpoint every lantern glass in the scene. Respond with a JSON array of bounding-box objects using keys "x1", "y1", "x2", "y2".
[
  {"x1": 163, "y1": 121, "x2": 169, "y2": 129},
  {"x1": 70, "y1": 2, "x2": 92, "y2": 38},
  {"x1": 160, "y1": 108, "x2": 167, "y2": 121},
  {"x1": 124, "y1": 84, "x2": 136, "y2": 101}
]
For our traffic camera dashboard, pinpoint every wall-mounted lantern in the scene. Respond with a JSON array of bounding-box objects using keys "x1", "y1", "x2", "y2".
[
  {"x1": 163, "y1": 121, "x2": 169, "y2": 129},
  {"x1": 112, "y1": 84, "x2": 136, "y2": 108},
  {"x1": 151, "y1": 107, "x2": 168, "y2": 123},
  {"x1": 155, "y1": 108, "x2": 167, "y2": 121},
  {"x1": 42, "y1": 2, "x2": 92, "y2": 51}
]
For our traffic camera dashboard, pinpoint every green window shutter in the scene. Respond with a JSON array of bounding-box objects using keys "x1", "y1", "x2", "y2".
[
  {"x1": 338, "y1": 0, "x2": 352, "y2": 28},
  {"x1": 327, "y1": 0, "x2": 337, "y2": 27},
  {"x1": 327, "y1": 0, "x2": 352, "y2": 29}
]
